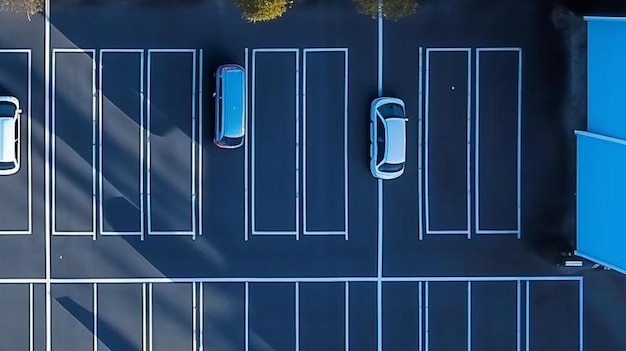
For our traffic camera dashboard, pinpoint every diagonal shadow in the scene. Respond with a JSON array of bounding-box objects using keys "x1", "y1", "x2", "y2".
[{"x1": 56, "y1": 296, "x2": 139, "y2": 351}]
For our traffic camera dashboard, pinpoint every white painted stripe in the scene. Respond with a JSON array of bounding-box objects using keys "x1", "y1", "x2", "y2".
[
  {"x1": 44, "y1": 1, "x2": 51, "y2": 349},
  {"x1": 29, "y1": 283, "x2": 33, "y2": 351},
  {"x1": 579, "y1": 278, "x2": 583, "y2": 351},
  {"x1": 302, "y1": 48, "x2": 349, "y2": 52},
  {"x1": 253, "y1": 48, "x2": 300, "y2": 53},
  {"x1": 192, "y1": 282, "x2": 197, "y2": 351},
  {"x1": 149, "y1": 283, "x2": 153, "y2": 351},
  {"x1": 425, "y1": 230, "x2": 469, "y2": 235},
  {"x1": 418, "y1": 281, "x2": 423, "y2": 351},
  {"x1": 245, "y1": 282, "x2": 249, "y2": 351},
  {"x1": 301, "y1": 231, "x2": 346, "y2": 236},
  {"x1": 295, "y1": 49, "x2": 300, "y2": 241},
  {"x1": 99, "y1": 48, "x2": 144, "y2": 53},
  {"x1": 426, "y1": 48, "x2": 473, "y2": 52},
  {"x1": 192, "y1": 50, "x2": 197, "y2": 241},
  {"x1": 345, "y1": 281, "x2": 349, "y2": 351},
  {"x1": 517, "y1": 280, "x2": 521, "y2": 351},
  {"x1": 517, "y1": 49, "x2": 522, "y2": 239},
  {"x1": 525, "y1": 281, "x2": 529, "y2": 351},
  {"x1": 42, "y1": 276, "x2": 582, "y2": 284},
  {"x1": 142, "y1": 283, "x2": 147, "y2": 351},
  {"x1": 418, "y1": 47, "x2": 424, "y2": 240},
  {"x1": 476, "y1": 230, "x2": 518, "y2": 235},
  {"x1": 251, "y1": 230, "x2": 298, "y2": 236},
  {"x1": 377, "y1": 179, "x2": 383, "y2": 351},
  {"x1": 425, "y1": 282, "x2": 429, "y2": 351},
  {"x1": 199, "y1": 283, "x2": 204, "y2": 351},
  {"x1": 93, "y1": 283, "x2": 98, "y2": 351},
  {"x1": 244, "y1": 48, "x2": 249, "y2": 242},
  {"x1": 466, "y1": 50, "x2": 472, "y2": 239},
  {"x1": 295, "y1": 282, "x2": 300, "y2": 351},
  {"x1": 467, "y1": 281, "x2": 472, "y2": 351},
  {"x1": 198, "y1": 49, "x2": 203, "y2": 237}
]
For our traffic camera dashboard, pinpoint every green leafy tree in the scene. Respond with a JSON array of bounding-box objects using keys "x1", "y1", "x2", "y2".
[
  {"x1": 234, "y1": 0, "x2": 292, "y2": 23},
  {"x1": 354, "y1": 0, "x2": 418, "y2": 21},
  {"x1": 0, "y1": 0, "x2": 43, "y2": 20}
]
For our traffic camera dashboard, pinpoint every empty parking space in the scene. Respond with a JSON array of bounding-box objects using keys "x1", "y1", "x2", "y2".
[
  {"x1": 0, "y1": 284, "x2": 33, "y2": 350},
  {"x1": 426, "y1": 281, "x2": 469, "y2": 351},
  {"x1": 96, "y1": 284, "x2": 143, "y2": 351},
  {"x1": 470, "y1": 281, "x2": 519, "y2": 351},
  {"x1": 382, "y1": 282, "x2": 419, "y2": 350},
  {"x1": 302, "y1": 49, "x2": 348, "y2": 237},
  {"x1": 248, "y1": 282, "x2": 296, "y2": 351},
  {"x1": 425, "y1": 49, "x2": 471, "y2": 236},
  {"x1": 299, "y1": 282, "x2": 347, "y2": 351},
  {"x1": 348, "y1": 282, "x2": 377, "y2": 351},
  {"x1": 0, "y1": 50, "x2": 32, "y2": 235},
  {"x1": 99, "y1": 50, "x2": 144, "y2": 237},
  {"x1": 528, "y1": 280, "x2": 581, "y2": 351},
  {"x1": 52, "y1": 49, "x2": 96, "y2": 236},
  {"x1": 200, "y1": 283, "x2": 245, "y2": 351},
  {"x1": 251, "y1": 49, "x2": 299, "y2": 237},
  {"x1": 147, "y1": 50, "x2": 197, "y2": 236},
  {"x1": 150, "y1": 283, "x2": 193, "y2": 351},
  {"x1": 51, "y1": 283, "x2": 94, "y2": 351},
  {"x1": 475, "y1": 48, "x2": 521, "y2": 235}
]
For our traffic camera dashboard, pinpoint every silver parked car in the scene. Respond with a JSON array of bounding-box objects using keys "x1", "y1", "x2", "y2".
[
  {"x1": 0, "y1": 96, "x2": 21, "y2": 176},
  {"x1": 370, "y1": 97, "x2": 407, "y2": 180}
]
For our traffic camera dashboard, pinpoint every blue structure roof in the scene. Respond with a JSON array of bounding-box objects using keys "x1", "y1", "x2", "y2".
[{"x1": 576, "y1": 17, "x2": 626, "y2": 274}]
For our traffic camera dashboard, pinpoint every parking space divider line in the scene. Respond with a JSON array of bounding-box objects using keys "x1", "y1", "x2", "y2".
[
  {"x1": 467, "y1": 281, "x2": 472, "y2": 351},
  {"x1": 345, "y1": 282, "x2": 349, "y2": 351},
  {"x1": 418, "y1": 281, "x2": 423, "y2": 351},
  {"x1": 29, "y1": 283, "x2": 33, "y2": 351},
  {"x1": 192, "y1": 282, "x2": 197, "y2": 351},
  {"x1": 579, "y1": 279, "x2": 584, "y2": 351},
  {"x1": 466, "y1": 50, "x2": 472, "y2": 239},
  {"x1": 418, "y1": 47, "x2": 424, "y2": 240},
  {"x1": 44, "y1": 2, "x2": 50, "y2": 349},
  {"x1": 425, "y1": 281, "x2": 429, "y2": 351},
  {"x1": 245, "y1": 282, "x2": 249, "y2": 351},
  {"x1": 295, "y1": 50, "x2": 300, "y2": 241},
  {"x1": 517, "y1": 280, "x2": 521, "y2": 351},
  {"x1": 93, "y1": 283, "x2": 98, "y2": 351},
  {"x1": 0, "y1": 49, "x2": 34, "y2": 234},
  {"x1": 525, "y1": 280, "x2": 529, "y2": 351},
  {"x1": 244, "y1": 48, "x2": 249, "y2": 241},
  {"x1": 149, "y1": 283, "x2": 153, "y2": 351},
  {"x1": 199, "y1": 283, "x2": 204, "y2": 351},
  {"x1": 295, "y1": 282, "x2": 300, "y2": 351},
  {"x1": 142, "y1": 283, "x2": 147, "y2": 351},
  {"x1": 192, "y1": 50, "x2": 197, "y2": 241},
  {"x1": 198, "y1": 49, "x2": 203, "y2": 238}
]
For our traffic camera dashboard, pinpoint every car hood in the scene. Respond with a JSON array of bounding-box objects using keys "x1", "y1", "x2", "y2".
[{"x1": 384, "y1": 118, "x2": 406, "y2": 164}]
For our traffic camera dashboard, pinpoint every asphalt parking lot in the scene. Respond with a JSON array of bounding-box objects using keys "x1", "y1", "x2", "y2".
[{"x1": 0, "y1": 0, "x2": 625, "y2": 349}]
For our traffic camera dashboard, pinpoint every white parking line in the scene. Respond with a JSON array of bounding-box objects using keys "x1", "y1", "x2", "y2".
[
  {"x1": 418, "y1": 281, "x2": 423, "y2": 351},
  {"x1": 142, "y1": 283, "x2": 147, "y2": 351},
  {"x1": 425, "y1": 281, "x2": 430, "y2": 351},
  {"x1": 418, "y1": 47, "x2": 424, "y2": 240},
  {"x1": 199, "y1": 283, "x2": 204, "y2": 351},
  {"x1": 148, "y1": 283, "x2": 153, "y2": 351},
  {"x1": 525, "y1": 281, "x2": 529, "y2": 351},
  {"x1": 52, "y1": 48, "x2": 97, "y2": 238},
  {"x1": 0, "y1": 49, "x2": 32, "y2": 235},
  {"x1": 474, "y1": 48, "x2": 522, "y2": 237},
  {"x1": 93, "y1": 283, "x2": 98, "y2": 351},
  {"x1": 98, "y1": 49, "x2": 145, "y2": 238},
  {"x1": 146, "y1": 49, "x2": 198, "y2": 238},
  {"x1": 467, "y1": 281, "x2": 472, "y2": 351},
  {"x1": 244, "y1": 48, "x2": 250, "y2": 241},
  {"x1": 295, "y1": 282, "x2": 300, "y2": 351},
  {"x1": 517, "y1": 280, "x2": 521, "y2": 351},
  {"x1": 198, "y1": 50, "x2": 204, "y2": 237},
  {"x1": 250, "y1": 48, "x2": 300, "y2": 239},
  {"x1": 302, "y1": 48, "x2": 349, "y2": 239},
  {"x1": 192, "y1": 282, "x2": 197, "y2": 351},
  {"x1": 424, "y1": 48, "x2": 472, "y2": 237},
  {"x1": 244, "y1": 282, "x2": 249, "y2": 351},
  {"x1": 29, "y1": 283, "x2": 33, "y2": 351},
  {"x1": 345, "y1": 281, "x2": 349, "y2": 351}
]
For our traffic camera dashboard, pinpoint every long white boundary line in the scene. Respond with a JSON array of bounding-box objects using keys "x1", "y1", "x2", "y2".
[
  {"x1": 467, "y1": 281, "x2": 472, "y2": 351},
  {"x1": 244, "y1": 48, "x2": 249, "y2": 241},
  {"x1": 525, "y1": 280, "x2": 529, "y2": 351},
  {"x1": 418, "y1": 47, "x2": 424, "y2": 240},
  {"x1": 250, "y1": 48, "x2": 299, "y2": 238},
  {"x1": 146, "y1": 49, "x2": 197, "y2": 237},
  {"x1": 44, "y1": 0, "x2": 51, "y2": 347},
  {"x1": 192, "y1": 282, "x2": 197, "y2": 351},
  {"x1": 425, "y1": 281, "x2": 429, "y2": 351},
  {"x1": 345, "y1": 281, "x2": 349, "y2": 351},
  {"x1": 142, "y1": 283, "x2": 147, "y2": 351},
  {"x1": 199, "y1": 283, "x2": 204, "y2": 351},
  {"x1": 517, "y1": 280, "x2": 521, "y2": 351},
  {"x1": 295, "y1": 282, "x2": 300, "y2": 351},
  {"x1": 579, "y1": 278, "x2": 583, "y2": 351},
  {"x1": 0, "y1": 49, "x2": 33, "y2": 235},
  {"x1": 93, "y1": 283, "x2": 98, "y2": 351},
  {"x1": 98, "y1": 49, "x2": 144, "y2": 237},
  {"x1": 377, "y1": 3, "x2": 383, "y2": 350},
  {"x1": 29, "y1": 283, "x2": 33, "y2": 351},
  {"x1": 52, "y1": 48, "x2": 97, "y2": 237},
  {"x1": 149, "y1": 283, "x2": 153, "y2": 351},
  {"x1": 418, "y1": 281, "x2": 422, "y2": 351},
  {"x1": 474, "y1": 48, "x2": 522, "y2": 237},
  {"x1": 302, "y1": 48, "x2": 349, "y2": 238},
  {"x1": 198, "y1": 50, "x2": 203, "y2": 237},
  {"x1": 424, "y1": 48, "x2": 472, "y2": 236},
  {"x1": 244, "y1": 282, "x2": 249, "y2": 351}
]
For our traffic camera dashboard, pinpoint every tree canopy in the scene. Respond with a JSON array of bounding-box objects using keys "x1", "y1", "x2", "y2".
[
  {"x1": 0, "y1": 0, "x2": 44, "y2": 20},
  {"x1": 354, "y1": 0, "x2": 418, "y2": 21},
  {"x1": 233, "y1": 0, "x2": 292, "y2": 23}
]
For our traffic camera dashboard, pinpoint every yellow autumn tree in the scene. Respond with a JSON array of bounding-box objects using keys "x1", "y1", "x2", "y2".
[
  {"x1": 354, "y1": 0, "x2": 418, "y2": 21},
  {"x1": 234, "y1": 0, "x2": 292, "y2": 23},
  {"x1": 0, "y1": 0, "x2": 44, "y2": 20}
]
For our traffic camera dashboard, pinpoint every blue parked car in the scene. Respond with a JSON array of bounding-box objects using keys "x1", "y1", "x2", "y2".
[{"x1": 214, "y1": 64, "x2": 246, "y2": 149}]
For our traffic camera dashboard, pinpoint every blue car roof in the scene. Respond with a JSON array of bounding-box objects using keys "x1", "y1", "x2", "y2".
[{"x1": 222, "y1": 67, "x2": 245, "y2": 138}]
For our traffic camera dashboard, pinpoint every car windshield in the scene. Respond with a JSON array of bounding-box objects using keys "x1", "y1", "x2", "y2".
[
  {"x1": 221, "y1": 136, "x2": 243, "y2": 147},
  {"x1": 377, "y1": 103, "x2": 404, "y2": 119},
  {"x1": 379, "y1": 162, "x2": 404, "y2": 172},
  {"x1": 0, "y1": 161, "x2": 15, "y2": 170},
  {"x1": 0, "y1": 102, "x2": 16, "y2": 118}
]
